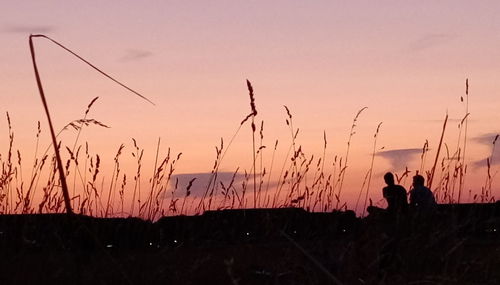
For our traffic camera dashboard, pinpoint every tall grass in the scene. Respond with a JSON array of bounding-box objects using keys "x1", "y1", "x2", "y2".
[
  {"x1": 428, "y1": 113, "x2": 448, "y2": 190},
  {"x1": 336, "y1": 107, "x2": 367, "y2": 209},
  {"x1": 358, "y1": 122, "x2": 382, "y2": 217},
  {"x1": 458, "y1": 79, "x2": 470, "y2": 203},
  {"x1": 0, "y1": 36, "x2": 492, "y2": 219},
  {"x1": 28, "y1": 34, "x2": 154, "y2": 214},
  {"x1": 0, "y1": 89, "x2": 494, "y2": 219}
]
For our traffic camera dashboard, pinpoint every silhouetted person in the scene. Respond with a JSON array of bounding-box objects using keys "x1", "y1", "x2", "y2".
[
  {"x1": 376, "y1": 173, "x2": 409, "y2": 280},
  {"x1": 409, "y1": 175, "x2": 436, "y2": 211},
  {"x1": 383, "y1": 172, "x2": 408, "y2": 216}
]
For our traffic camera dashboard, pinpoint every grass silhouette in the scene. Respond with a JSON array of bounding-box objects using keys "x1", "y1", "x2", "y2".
[
  {"x1": 0, "y1": 36, "x2": 494, "y2": 219},
  {"x1": 28, "y1": 34, "x2": 153, "y2": 215},
  {"x1": 0, "y1": 35, "x2": 499, "y2": 285}
]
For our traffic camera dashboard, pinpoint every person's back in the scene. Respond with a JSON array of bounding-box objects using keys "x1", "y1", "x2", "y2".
[
  {"x1": 383, "y1": 184, "x2": 408, "y2": 215},
  {"x1": 382, "y1": 173, "x2": 408, "y2": 216},
  {"x1": 409, "y1": 175, "x2": 436, "y2": 210}
]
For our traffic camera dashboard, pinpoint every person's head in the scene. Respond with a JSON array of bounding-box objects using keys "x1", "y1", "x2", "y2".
[
  {"x1": 384, "y1": 172, "x2": 395, "y2": 186},
  {"x1": 413, "y1": 174, "x2": 425, "y2": 187}
]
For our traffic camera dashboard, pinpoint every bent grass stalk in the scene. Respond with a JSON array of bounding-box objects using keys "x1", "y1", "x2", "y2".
[
  {"x1": 7, "y1": 42, "x2": 486, "y2": 219},
  {"x1": 29, "y1": 34, "x2": 154, "y2": 214},
  {"x1": 29, "y1": 36, "x2": 72, "y2": 214}
]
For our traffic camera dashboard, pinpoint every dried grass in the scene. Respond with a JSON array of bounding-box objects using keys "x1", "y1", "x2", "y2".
[{"x1": 0, "y1": 36, "x2": 491, "y2": 220}]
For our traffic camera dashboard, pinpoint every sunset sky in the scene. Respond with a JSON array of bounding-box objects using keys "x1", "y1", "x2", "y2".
[{"x1": 1, "y1": 1, "x2": 500, "y2": 215}]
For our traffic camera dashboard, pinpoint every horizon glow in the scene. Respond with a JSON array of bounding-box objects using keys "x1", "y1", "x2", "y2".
[{"x1": 1, "y1": 1, "x2": 500, "y2": 217}]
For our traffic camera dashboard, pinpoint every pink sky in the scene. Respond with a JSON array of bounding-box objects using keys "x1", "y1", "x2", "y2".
[{"x1": 1, "y1": 1, "x2": 500, "y2": 216}]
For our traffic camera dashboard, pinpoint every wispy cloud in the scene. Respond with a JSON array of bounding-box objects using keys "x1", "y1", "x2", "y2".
[
  {"x1": 2, "y1": 24, "x2": 55, "y2": 34},
  {"x1": 472, "y1": 132, "x2": 500, "y2": 146},
  {"x1": 163, "y1": 171, "x2": 279, "y2": 199},
  {"x1": 472, "y1": 132, "x2": 500, "y2": 167},
  {"x1": 376, "y1": 148, "x2": 422, "y2": 170},
  {"x1": 120, "y1": 49, "x2": 153, "y2": 62},
  {"x1": 409, "y1": 33, "x2": 456, "y2": 52},
  {"x1": 422, "y1": 118, "x2": 466, "y2": 124},
  {"x1": 163, "y1": 172, "x2": 246, "y2": 198}
]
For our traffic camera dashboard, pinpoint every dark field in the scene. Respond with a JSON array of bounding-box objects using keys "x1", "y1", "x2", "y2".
[{"x1": 0, "y1": 203, "x2": 499, "y2": 285}]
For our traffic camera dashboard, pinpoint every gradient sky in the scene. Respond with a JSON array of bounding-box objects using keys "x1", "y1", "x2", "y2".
[{"x1": 2, "y1": 1, "x2": 500, "y2": 214}]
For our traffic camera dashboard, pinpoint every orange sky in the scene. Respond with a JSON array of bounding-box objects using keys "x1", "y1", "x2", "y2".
[{"x1": 1, "y1": 1, "x2": 500, "y2": 216}]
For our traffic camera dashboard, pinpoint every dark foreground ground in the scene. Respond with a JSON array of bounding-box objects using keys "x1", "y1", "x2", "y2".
[{"x1": 0, "y1": 203, "x2": 499, "y2": 285}]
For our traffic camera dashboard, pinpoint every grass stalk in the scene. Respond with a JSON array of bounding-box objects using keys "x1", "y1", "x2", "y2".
[
  {"x1": 361, "y1": 122, "x2": 382, "y2": 217},
  {"x1": 458, "y1": 79, "x2": 469, "y2": 203},
  {"x1": 29, "y1": 36, "x2": 73, "y2": 214},
  {"x1": 428, "y1": 113, "x2": 448, "y2": 190},
  {"x1": 29, "y1": 34, "x2": 155, "y2": 214},
  {"x1": 336, "y1": 107, "x2": 367, "y2": 209}
]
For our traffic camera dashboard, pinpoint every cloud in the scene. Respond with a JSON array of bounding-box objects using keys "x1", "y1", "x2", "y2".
[
  {"x1": 2, "y1": 24, "x2": 55, "y2": 34},
  {"x1": 422, "y1": 118, "x2": 466, "y2": 124},
  {"x1": 120, "y1": 49, "x2": 153, "y2": 62},
  {"x1": 163, "y1": 171, "x2": 280, "y2": 200},
  {"x1": 409, "y1": 33, "x2": 456, "y2": 52},
  {"x1": 472, "y1": 132, "x2": 500, "y2": 146},
  {"x1": 376, "y1": 148, "x2": 422, "y2": 170},
  {"x1": 164, "y1": 172, "x2": 246, "y2": 198},
  {"x1": 471, "y1": 133, "x2": 500, "y2": 167}
]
